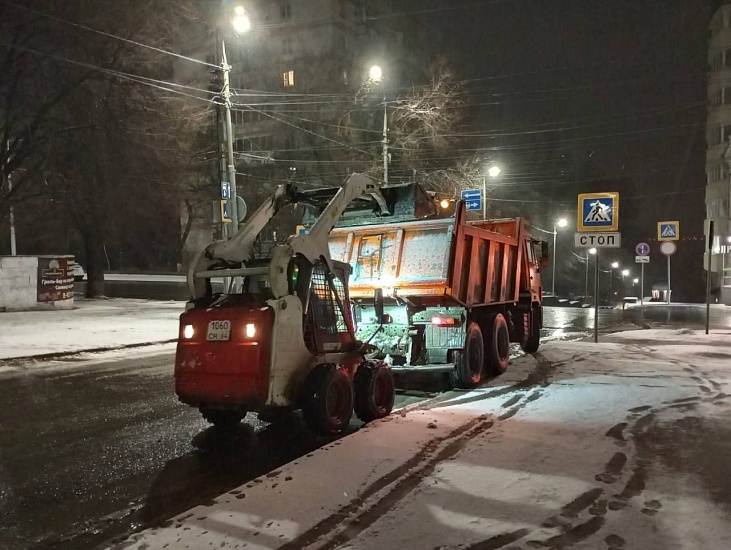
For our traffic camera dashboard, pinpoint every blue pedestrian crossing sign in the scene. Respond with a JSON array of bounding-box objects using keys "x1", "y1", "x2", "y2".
[
  {"x1": 657, "y1": 221, "x2": 679, "y2": 241},
  {"x1": 461, "y1": 189, "x2": 482, "y2": 211},
  {"x1": 577, "y1": 192, "x2": 619, "y2": 231},
  {"x1": 220, "y1": 199, "x2": 232, "y2": 223}
]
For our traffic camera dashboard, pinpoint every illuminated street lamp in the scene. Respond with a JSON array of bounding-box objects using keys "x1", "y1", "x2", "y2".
[
  {"x1": 609, "y1": 261, "x2": 619, "y2": 297},
  {"x1": 368, "y1": 64, "x2": 383, "y2": 83},
  {"x1": 551, "y1": 217, "x2": 568, "y2": 295},
  {"x1": 231, "y1": 6, "x2": 251, "y2": 33},
  {"x1": 622, "y1": 269, "x2": 630, "y2": 278}
]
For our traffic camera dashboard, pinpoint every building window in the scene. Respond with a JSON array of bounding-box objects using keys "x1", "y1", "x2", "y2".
[
  {"x1": 283, "y1": 70, "x2": 295, "y2": 87},
  {"x1": 283, "y1": 37, "x2": 293, "y2": 55},
  {"x1": 708, "y1": 198, "x2": 729, "y2": 219},
  {"x1": 281, "y1": 2, "x2": 292, "y2": 20}
]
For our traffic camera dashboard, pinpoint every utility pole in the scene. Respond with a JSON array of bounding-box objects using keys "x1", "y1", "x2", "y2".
[
  {"x1": 482, "y1": 176, "x2": 487, "y2": 220},
  {"x1": 4, "y1": 140, "x2": 16, "y2": 255},
  {"x1": 8, "y1": 176, "x2": 16, "y2": 255},
  {"x1": 382, "y1": 96, "x2": 388, "y2": 184},
  {"x1": 221, "y1": 40, "x2": 240, "y2": 236}
]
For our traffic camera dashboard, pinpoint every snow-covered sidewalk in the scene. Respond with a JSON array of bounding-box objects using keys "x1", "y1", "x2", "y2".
[
  {"x1": 0, "y1": 298, "x2": 183, "y2": 360},
  {"x1": 116, "y1": 328, "x2": 731, "y2": 550}
]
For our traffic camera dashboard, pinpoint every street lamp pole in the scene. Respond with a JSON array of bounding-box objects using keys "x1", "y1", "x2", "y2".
[
  {"x1": 382, "y1": 95, "x2": 388, "y2": 185},
  {"x1": 221, "y1": 41, "x2": 239, "y2": 236},
  {"x1": 551, "y1": 218, "x2": 567, "y2": 295}
]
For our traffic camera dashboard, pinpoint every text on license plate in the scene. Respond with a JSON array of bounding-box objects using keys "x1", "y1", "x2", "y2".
[{"x1": 207, "y1": 320, "x2": 231, "y2": 341}]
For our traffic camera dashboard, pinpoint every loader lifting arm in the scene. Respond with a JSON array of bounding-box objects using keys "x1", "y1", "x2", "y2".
[{"x1": 187, "y1": 173, "x2": 383, "y2": 301}]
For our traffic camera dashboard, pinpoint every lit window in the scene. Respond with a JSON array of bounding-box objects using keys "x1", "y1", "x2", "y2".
[{"x1": 283, "y1": 70, "x2": 295, "y2": 87}]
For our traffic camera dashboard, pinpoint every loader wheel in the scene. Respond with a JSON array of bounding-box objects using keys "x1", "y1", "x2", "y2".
[
  {"x1": 200, "y1": 408, "x2": 244, "y2": 429},
  {"x1": 449, "y1": 322, "x2": 484, "y2": 389},
  {"x1": 354, "y1": 361, "x2": 395, "y2": 423},
  {"x1": 486, "y1": 313, "x2": 511, "y2": 375},
  {"x1": 301, "y1": 365, "x2": 354, "y2": 436},
  {"x1": 520, "y1": 305, "x2": 541, "y2": 354}
]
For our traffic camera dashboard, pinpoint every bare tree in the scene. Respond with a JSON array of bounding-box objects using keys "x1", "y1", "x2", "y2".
[{"x1": 1, "y1": 0, "x2": 213, "y2": 295}]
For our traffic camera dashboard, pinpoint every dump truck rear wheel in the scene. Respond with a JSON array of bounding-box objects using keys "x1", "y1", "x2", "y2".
[
  {"x1": 449, "y1": 322, "x2": 484, "y2": 388},
  {"x1": 354, "y1": 361, "x2": 395, "y2": 423},
  {"x1": 520, "y1": 305, "x2": 541, "y2": 354},
  {"x1": 200, "y1": 408, "x2": 244, "y2": 429},
  {"x1": 486, "y1": 313, "x2": 511, "y2": 374},
  {"x1": 301, "y1": 364, "x2": 354, "y2": 435}
]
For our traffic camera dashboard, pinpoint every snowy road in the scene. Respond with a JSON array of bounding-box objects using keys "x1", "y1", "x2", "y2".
[
  {"x1": 0, "y1": 351, "x2": 444, "y2": 550},
  {"x1": 117, "y1": 329, "x2": 731, "y2": 550}
]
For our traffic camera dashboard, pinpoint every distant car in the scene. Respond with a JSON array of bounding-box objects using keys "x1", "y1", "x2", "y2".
[{"x1": 71, "y1": 262, "x2": 86, "y2": 282}]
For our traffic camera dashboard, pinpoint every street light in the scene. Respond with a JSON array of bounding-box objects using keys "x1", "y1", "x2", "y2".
[
  {"x1": 368, "y1": 64, "x2": 388, "y2": 184},
  {"x1": 368, "y1": 65, "x2": 383, "y2": 83},
  {"x1": 551, "y1": 217, "x2": 568, "y2": 295},
  {"x1": 622, "y1": 269, "x2": 630, "y2": 278},
  {"x1": 220, "y1": 5, "x2": 252, "y2": 237},
  {"x1": 482, "y1": 164, "x2": 501, "y2": 219},
  {"x1": 231, "y1": 6, "x2": 251, "y2": 33},
  {"x1": 609, "y1": 261, "x2": 619, "y2": 298}
]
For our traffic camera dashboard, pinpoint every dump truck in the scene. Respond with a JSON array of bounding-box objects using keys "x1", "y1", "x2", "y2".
[
  {"x1": 301, "y1": 182, "x2": 548, "y2": 388},
  {"x1": 174, "y1": 174, "x2": 396, "y2": 435}
]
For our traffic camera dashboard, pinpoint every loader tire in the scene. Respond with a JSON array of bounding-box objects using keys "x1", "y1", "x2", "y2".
[
  {"x1": 449, "y1": 322, "x2": 484, "y2": 389},
  {"x1": 200, "y1": 408, "x2": 244, "y2": 429},
  {"x1": 301, "y1": 364, "x2": 354, "y2": 436},
  {"x1": 354, "y1": 361, "x2": 395, "y2": 423},
  {"x1": 520, "y1": 305, "x2": 541, "y2": 354},
  {"x1": 485, "y1": 313, "x2": 510, "y2": 375}
]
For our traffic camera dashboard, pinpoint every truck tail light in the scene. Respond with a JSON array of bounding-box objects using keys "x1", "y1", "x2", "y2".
[
  {"x1": 244, "y1": 323, "x2": 257, "y2": 338},
  {"x1": 183, "y1": 324, "x2": 195, "y2": 339},
  {"x1": 431, "y1": 316, "x2": 456, "y2": 326}
]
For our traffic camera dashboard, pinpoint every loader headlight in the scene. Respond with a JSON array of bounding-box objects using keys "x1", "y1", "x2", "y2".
[
  {"x1": 183, "y1": 325, "x2": 195, "y2": 339},
  {"x1": 244, "y1": 323, "x2": 257, "y2": 338}
]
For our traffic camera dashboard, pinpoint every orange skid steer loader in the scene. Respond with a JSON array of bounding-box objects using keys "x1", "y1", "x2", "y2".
[{"x1": 174, "y1": 174, "x2": 395, "y2": 435}]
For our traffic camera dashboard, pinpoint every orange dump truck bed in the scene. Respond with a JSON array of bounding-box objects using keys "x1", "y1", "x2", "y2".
[{"x1": 328, "y1": 204, "x2": 533, "y2": 307}]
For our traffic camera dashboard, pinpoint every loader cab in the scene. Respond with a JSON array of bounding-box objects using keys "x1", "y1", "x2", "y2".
[{"x1": 288, "y1": 254, "x2": 357, "y2": 355}]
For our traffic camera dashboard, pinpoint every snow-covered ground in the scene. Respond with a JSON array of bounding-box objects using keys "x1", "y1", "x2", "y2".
[
  {"x1": 0, "y1": 298, "x2": 183, "y2": 360},
  {"x1": 116, "y1": 328, "x2": 731, "y2": 550}
]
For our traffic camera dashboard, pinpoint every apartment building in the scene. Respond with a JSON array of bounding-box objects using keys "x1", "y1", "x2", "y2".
[{"x1": 706, "y1": 2, "x2": 731, "y2": 304}]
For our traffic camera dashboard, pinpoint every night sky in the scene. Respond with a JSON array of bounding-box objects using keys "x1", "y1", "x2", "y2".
[{"x1": 410, "y1": 0, "x2": 711, "y2": 300}]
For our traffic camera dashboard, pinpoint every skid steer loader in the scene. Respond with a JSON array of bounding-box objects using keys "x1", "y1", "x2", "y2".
[{"x1": 174, "y1": 174, "x2": 395, "y2": 435}]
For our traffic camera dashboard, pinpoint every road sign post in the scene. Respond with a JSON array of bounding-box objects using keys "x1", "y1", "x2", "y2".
[
  {"x1": 576, "y1": 191, "x2": 620, "y2": 344},
  {"x1": 660, "y1": 240, "x2": 677, "y2": 304},
  {"x1": 641, "y1": 262, "x2": 645, "y2": 306},
  {"x1": 635, "y1": 242, "x2": 649, "y2": 306},
  {"x1": 595, "y1": 267, "x2": 600, "y2": 343},
  {"x1": 706, "y1": 220, "x2": 714, "y2": 334},
  {"x1": 461, "y1": 189, "x2": 482, "y2": 212}
]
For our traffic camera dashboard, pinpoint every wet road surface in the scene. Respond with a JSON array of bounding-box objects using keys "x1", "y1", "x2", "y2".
[
  {"x1": 1, "y1": 304, "x2": 730, "y2": 549},
  {"x1": 0, "y1": 353, "x2": 441, "y2": 550}
]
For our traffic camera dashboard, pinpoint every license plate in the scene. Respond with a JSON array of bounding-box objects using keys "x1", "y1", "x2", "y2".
[{"x1": 206, "y1": 320, "x2": 231, "y2": 341}]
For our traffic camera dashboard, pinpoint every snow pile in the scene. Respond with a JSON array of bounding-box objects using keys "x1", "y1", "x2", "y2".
[
  {"x1": 117, "y1": 329, "x2": 731, "y2": 550},
  {"x1": 0, "y1": 298, "x2": 184, "y2": 360}
]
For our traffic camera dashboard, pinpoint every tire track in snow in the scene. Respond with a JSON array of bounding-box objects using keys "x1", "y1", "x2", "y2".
[{"x1": 279, "y1": 415, "x2": 494, "y2": 550}]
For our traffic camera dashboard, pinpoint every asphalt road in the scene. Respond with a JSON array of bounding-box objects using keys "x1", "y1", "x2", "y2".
[
  {"x1": 1, "y1": 304, "x2": 730, "y2": 549},
  {"x1": 0, "y1": 351, "x2": 444, "y2": 550}
]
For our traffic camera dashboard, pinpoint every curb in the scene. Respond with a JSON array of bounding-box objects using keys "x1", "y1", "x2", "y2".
[{"x1": 0, "y1": 339, "x2": 179, "y2": 365}]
